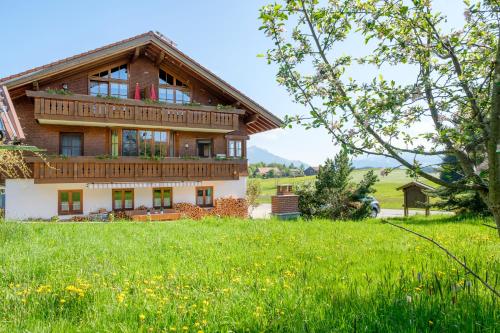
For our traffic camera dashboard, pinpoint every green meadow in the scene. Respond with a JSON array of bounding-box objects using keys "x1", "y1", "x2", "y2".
[
  {"x1": 254, "y1": 168, "x2": 437, "y2": 209},
  {"x1": 0, "y1": 216, "x2": 498, "y2": 332}
]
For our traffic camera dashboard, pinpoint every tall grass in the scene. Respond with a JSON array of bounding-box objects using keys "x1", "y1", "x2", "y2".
[{"x1": 0, "y1": 216, "x2": 498, "y2": 332}]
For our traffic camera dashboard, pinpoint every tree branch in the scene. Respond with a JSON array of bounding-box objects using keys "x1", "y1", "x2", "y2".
[{"x1": 381, "y1": 219, "x2": 500, "y2": 298}]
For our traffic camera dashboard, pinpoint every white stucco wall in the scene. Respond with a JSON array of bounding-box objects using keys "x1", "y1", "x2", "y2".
[{"x1": 5, "y1": 177, "x2": 247, "y2": 220}]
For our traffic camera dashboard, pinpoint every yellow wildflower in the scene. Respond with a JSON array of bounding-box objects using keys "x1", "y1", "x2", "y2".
[
  {"x1": 116, "y1": 292, "x2": 125, "y2": 303},
  {"x1": 139, "y1": 314, "x2": 146, "y2": 321},
  {"x1": 36, "y1": 285, "x2": 52, "y2": 294}
]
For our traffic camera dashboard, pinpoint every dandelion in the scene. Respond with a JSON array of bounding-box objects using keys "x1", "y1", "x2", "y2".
[
  {"x1": 116, "y1": 292, "x2": 125, "y2": 303},
  {"x1": 182, "y1": 326, "x2": 188, "y2": 331},
  {"x1": 60, "y1": 299, "x2": 66, "y2": 304},
  {"x1": 36, "y1": 285, "x2": 52, "y2": 294},
  {"x1": 139, "y1": 314, "x2": 146, "y2": 321}
]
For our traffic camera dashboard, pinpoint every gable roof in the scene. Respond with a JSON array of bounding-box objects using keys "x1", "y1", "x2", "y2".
[
  {"x1": 0, "y1": 31, "x2": 282, "y2": 134},
  {"x1": 396, "y1": 181, "x2": 435, "y2": 191}
]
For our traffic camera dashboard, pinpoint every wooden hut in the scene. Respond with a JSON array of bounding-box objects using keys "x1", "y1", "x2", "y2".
[{"x1": 397, "y1": 181, "x2": 434, "y2": 217}]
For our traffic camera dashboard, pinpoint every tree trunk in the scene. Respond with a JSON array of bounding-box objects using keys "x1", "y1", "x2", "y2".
[{"x1": 489, "y1": 31, "x2": 500, "y2": 237}]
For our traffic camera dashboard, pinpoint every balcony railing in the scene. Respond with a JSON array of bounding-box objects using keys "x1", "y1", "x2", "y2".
[
  {"x1": 26, "y1": 157, "x2": 247, "y2": 184},
  {"x1": 27, "y1": 91, "x2": 243, "y2": 132}
]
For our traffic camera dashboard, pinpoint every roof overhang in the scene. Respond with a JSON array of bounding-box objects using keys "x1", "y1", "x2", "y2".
[
  {"x1": 396, "y1": 181, "x2": 435, "y2": 191},
  {"x1": 0, "y1": 85, "x2": 25, "y2": 142},
  {"x1": 0, "y1": 31, "x2": 283, "y2": 135}
]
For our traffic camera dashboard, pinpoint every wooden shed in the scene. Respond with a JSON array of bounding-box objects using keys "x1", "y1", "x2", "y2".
[{"x1": 397, "y1": 181, "x2": 435, "y2": 217}]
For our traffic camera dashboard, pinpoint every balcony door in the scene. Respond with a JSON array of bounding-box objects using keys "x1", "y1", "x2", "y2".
[{"x1": 197, "y1": 139, "x2": 212, "y2": 158}]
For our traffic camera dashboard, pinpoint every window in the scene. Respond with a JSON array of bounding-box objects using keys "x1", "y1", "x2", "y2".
[
  {"x1": 228, "y1": 140, "x2": 242, "y2": 158},
  {"x1": 113, "y1": 189, "x2": 134, "y2": 210},
  {"x1": 154, "y1": 131, "x2": 168, "y2": 158},
  {"x1": 197, "y1": 139, "x2": 212, "y2": 158},
  {"x1": 153, "y1": 188, "x2": 172, "y2": 209},
  {"x1": 196, "y1": 187, "x2": 213, "y2": 207},
  {"x1": 111, "y1": 129, "x2": 119, "y2": 157},
  {"x1": 139, "y1": 130, "x2": 152, "y2": 157},
  {"x1": 58, "y1": 190, "x2": 83, "y2": 215},
  {"x1": 89, "y1": 64, "x2": 128, "y2": 99},
  {"x1": 122, "y1": 129, "x2": 138, "y2": 156},
  {"x1": 120, "y1": 129, "x2": 169, "y2": 157},
  {"x1": 60, "y1": 133, "x2": 83, "y2": 156},
  {"x1": 158, "y1": 69, "x2": 191, "y2": 104}
]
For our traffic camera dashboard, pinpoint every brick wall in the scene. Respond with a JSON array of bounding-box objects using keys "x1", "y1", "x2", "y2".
[
  {"x1": 174, "y1": 131, "x2": 230, "y2": 157},
  {"x1": 129, "y1": 57, "x2": 158, "y2": 99},
  {"x1": 271, "y1": 195, "x2": 299, "y2": 214},
  {"x1": 40, "y1": 72, "x2": 88, "y2": 95},
  {"x1": 14, "y1": 96, "x2": 109, "y2": 155},
  {"x1": 12, "y1": 54, "x2": 248, "y2": 157}
]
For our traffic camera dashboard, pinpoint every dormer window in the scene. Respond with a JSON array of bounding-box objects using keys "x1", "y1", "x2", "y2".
[
  {"x1": 89, "y1": 64, "x2": 128, "y2": 99},
  {"x1": 158, "y1": 69, "x2": 191, "y2": 104}
]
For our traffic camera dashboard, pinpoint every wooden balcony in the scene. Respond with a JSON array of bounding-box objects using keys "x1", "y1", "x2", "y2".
[
  {"x1": 26, "y1": 91, "x2": 244, "y2": 132},
  {"x1": 26, "y1": 157, "x2": 248, "y2": 184}
]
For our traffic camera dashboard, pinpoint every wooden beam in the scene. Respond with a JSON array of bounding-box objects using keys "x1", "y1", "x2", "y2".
[
  {"x1": 155, "y1": 51, "x2": 165, "y2": 67},
  {"x1": 130, "y1": 47, "x2": 141, "y2": 63},
  {"x1": 245, "y1": 113, "x2": 259, "y2": 125},
  {"x1": 32, "y1": 81, "x2": 39, "y2": 91}
]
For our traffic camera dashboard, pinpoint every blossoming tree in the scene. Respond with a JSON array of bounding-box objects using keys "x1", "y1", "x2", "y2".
[{"x1": 259, "y1": 0, "x2": 500, "y2": 235}]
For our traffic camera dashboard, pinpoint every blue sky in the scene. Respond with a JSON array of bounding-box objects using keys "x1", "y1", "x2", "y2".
[{"x1": 0, "y1": 1, "x2": 464, "y2": 166}]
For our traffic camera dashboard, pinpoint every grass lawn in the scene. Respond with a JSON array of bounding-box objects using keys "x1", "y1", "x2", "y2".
[
  {"x1": 254, "y1": 168, "x2": 437, "y2": 209},
  {"x1": 0, "y1": 216, "x2": 498, "y2": 332}
]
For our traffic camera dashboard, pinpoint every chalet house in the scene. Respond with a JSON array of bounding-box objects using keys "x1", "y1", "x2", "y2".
[
  {"x1": 304, "y1": 166, "x2": 319, "y2": 176},
  {"x1": 0, "y1": 31, "x2": 281, "y2": 220},
  {"x1": 255, "y1": 167, "x2": 282, "y2": 178}
]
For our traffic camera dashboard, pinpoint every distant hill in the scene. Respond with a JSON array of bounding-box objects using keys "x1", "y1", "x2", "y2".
[
  {"x1": 248, "y1": 146, "x2": 309, "y2": 168},
  {"x1": 248, "y1": 146, "x2": 441, "y2": 171},
  {"x1": 352, "y1": 153, "x2": 441, "y2": 170}
]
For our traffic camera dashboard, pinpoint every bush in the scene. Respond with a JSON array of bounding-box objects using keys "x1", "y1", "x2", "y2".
[
  {"x1": 297, "y1": 149, "x2": 378, "y2": 220},
  {"x1": 246, "y1": 180, "x2": 262, "y2": 216}
]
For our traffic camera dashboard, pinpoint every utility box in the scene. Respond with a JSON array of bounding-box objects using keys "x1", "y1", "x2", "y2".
[{"x1": 271, "y1": 184, "x2": 300, "y2": 219}]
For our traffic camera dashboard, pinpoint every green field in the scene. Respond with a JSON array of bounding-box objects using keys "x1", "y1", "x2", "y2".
[
  {"x1": 0, "y1": 217, "x2": 498, "y2": 332},
  {"x1": 254, "y1": 168, "x2": 437, "y2": 209}
]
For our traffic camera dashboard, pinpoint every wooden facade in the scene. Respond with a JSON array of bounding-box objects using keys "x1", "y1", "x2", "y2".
[
  {"x1": 28, "y1": 90, "x2": 243, "y2": 132},
  {"x1": 0, "y1": 32, "x2": 281, "y2": 186},
  {"x1": 28, "y1": 157, "x2": 247, "y2": 184}
]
